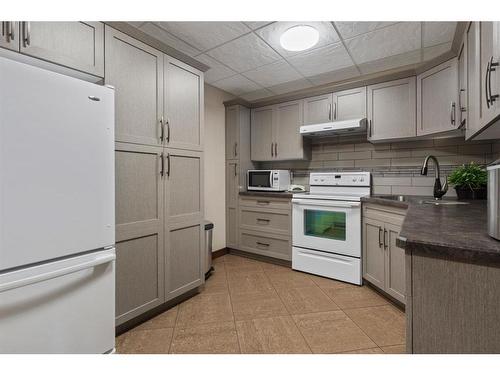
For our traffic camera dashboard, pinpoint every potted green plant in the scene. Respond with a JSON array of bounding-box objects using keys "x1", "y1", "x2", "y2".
[{"x1": 447, "y1": 162, "x2": 487, "y2": 200}]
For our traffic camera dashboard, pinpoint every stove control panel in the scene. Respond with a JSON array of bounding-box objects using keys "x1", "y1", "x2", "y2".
[{"x1": 309, "y1": 172, "x2": 371, "y2": 187}]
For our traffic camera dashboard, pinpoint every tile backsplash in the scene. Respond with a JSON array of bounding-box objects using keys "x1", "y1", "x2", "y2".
[{"x1": 260, "y1": 134, "x2": 500, "y2": 197}]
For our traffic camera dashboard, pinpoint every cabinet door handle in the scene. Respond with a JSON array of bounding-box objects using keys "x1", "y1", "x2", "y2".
[
  {"x1": 166, "y1": 153, "x2": 171, "y2": 177},
  {"x1": 489, "y1": 57, "x2": 499, "y2": 104},
  {"x1": 368, "y1": 119, "x2": 372, "y2": 138},
  {"x1": 8, "y1": 21, "x2": 14, "y2": 41},
  {"x1": 384, "y1": 229, "x2": 388, "y2": 249},
  {"x1": 486, "y1": 59, "x2": 491, "y2": 108},
  {"x1": 159, "y1": 116, "x2": 164, "y2": 142},
  {"x1": 22, "y1": 21, "x2": 30, "y2": 47},
  {"x1": 450, "y1": 102, "x2": 456, "y2": 126},
  {"x1": 275, "y1": 143, "x2": 278, "y2": 158},
  {"x1": 328, "y1": 103, "x2": 332, "y2": 120},
  {"x1": 333, "y1": 102, "x2": 337, "y2": 120},
  {"x1": 378, "y1": 227, "x2": 383, "y2": 247},
  {"x1": 271, "y1": 143, "x2": 274, "y2": 157},
  {"x1": 165, "y1": 118, "x2": 171, "y2": 143},
  {"x1": 234, "y1": 164, "x2": 237, "y2": 176},
  {"x1": 1, "y1": 22, "x2": 4, "y2": 38},
  {"x1": 160, "y1": 152, "x2": 164, "y2": 177},
  {"x1": 234, "y1": 142, "x2": 238, "y2": 157}
]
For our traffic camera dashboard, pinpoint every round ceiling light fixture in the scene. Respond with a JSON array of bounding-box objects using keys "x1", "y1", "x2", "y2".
[{"x1": 280, "y1": 25, "x2": 319, "y2": 52}]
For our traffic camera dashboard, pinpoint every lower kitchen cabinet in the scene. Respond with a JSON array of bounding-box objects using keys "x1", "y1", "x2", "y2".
[
  {"x1": 226, "y1": 160, "x2": 239, "y2": 249},
  {"x1": 362, "y1": 203, "x2": 407, "y2": 304},
  {"x1": 114, "y1": 143, "x2": 165, "y2": 325},
  {"x1": 239, "y1": 230, "x2": 291, "y2": 261}
]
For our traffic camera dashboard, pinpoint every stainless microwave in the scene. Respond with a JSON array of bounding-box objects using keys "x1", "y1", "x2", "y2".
[{"x1": 247, "y1": 170, "x2": 291, "y2": 192}]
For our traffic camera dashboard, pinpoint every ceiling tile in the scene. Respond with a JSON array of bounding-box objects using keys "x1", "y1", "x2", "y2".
[
  {"x1": 207, "y1": 33, "x2": 282, "y2": 73},
  {"x1": 287, "y1": 42, "x2": 354, "y2": 77},
  {"x1": 423, "y1": 42, "x2": 453, "y2": 61},
  {"x1": 334, "y1": 22, "x2": 397, "y2": 40},
  {"x1": 155, "y1": 22, "x2": 250, "y2": 51},
  {"x1": 127, "y1": 21, "x2": 147, "y2": 29},
  {"x1": 244, "y1": 21, "x2": 274, "y2": 30},
  {"x1": 210, "y1": 74, "x2": 261, "y2": 96},
  {"x1": 357, "y1": 50, "x2": 422, "y2": 75},
  {"x1": 242, "y1": 60, "x2": 302, "y2": 87},
  {"x1": 139, "y1": 23, "x2": 201, "y2": 56},
  {"x1": 240, "y1": 88, "x2": 274, "y2": 102},
  {"x1": 422, "y1": 22, "x2": 457, "y2": 47},
  {"x1": 194, "y1": 54, "x2": 236, "y2": 83},
  {"x1": 307, "y1": 66, "x2": 360, "y2": 86},
  {"x1": 255, "y1": 22, "x2": 340, "y2": 57},
  {"x1": 268, "y1": 78, "x2": 313, "y2": 95},
  {"x1": 345, "y1": 22, "x2": 421, "y2": 64}
]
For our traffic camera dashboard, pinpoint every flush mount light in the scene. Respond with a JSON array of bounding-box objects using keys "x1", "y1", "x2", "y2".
[{"x1": 280, "y1": 25, "x2": 319, "y2": 52}]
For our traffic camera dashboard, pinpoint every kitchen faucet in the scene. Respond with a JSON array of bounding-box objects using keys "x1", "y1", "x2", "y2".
[{"x1": 420, "y1": 155, "x2": 448, "y2": 199}]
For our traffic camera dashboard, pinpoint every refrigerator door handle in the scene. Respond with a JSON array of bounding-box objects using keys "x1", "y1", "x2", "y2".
[{"x1": 0, "y1": 253, "x2": 116, "y2": 293}]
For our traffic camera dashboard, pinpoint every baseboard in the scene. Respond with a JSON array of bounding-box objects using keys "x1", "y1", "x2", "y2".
[
  {"x1": 228, "y1": 248, "x2": 292, "y2": 267},
  {"x1": 363, "y1": 278, "x2": 406, "y2": 312},
  {"x1": 212, "y1": 247, "x2": 229, "y2": 259}
]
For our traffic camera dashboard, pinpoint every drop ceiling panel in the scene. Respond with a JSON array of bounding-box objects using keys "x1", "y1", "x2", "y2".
[
  {"x1": 242, "y1": 60, "x2": 302, "y2": 87},
  {"x1": 346, "y1": 22, "x2": 422, "y2": 64},
  {"x1": 240, "y1": 88, "x2": 274, "y2": 101},
  {"x1": 207, "y1": 33, "x2": 282, "y2": 72},
  {"x1": 256, "y1": 21, "x2": 340, "y2": 57},
  {"x1": 422, "y1": 22, "x2": 457, "y2": 47},
  {"x1": 195, "y1": 54, "x2": 236, "y2": 83},
  {"x1": 139, "y1": 23, "x2": 201, "y2": 56},
  {"x1": 287, "y1": 42, "x2": 354, "y2": 77},
  {"x1": 244, "y1": 21, "x2": 274, "y2": 30},
  {"x1": 155, "y1": 22, "x2": 250, "y2": 51},
  {"x1": 334, "y1": 21, "x2": 397, "y2": 40},
  {"x1": 210, "y1": 74, "x2": 261, "y2": 96}
]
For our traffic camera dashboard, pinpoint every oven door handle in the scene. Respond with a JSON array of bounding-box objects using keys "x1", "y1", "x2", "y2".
[{"x1": 292, "y1": 199, "x2": 361, "y2": 208}]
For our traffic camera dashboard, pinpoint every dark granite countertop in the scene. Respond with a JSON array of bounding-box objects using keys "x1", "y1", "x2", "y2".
[
  {"x1": 239, "y1": 190, "x2": 295, "y2": 198},
  {"x1": 362, "y1": 195, "x2": 500, "y2": 264}
]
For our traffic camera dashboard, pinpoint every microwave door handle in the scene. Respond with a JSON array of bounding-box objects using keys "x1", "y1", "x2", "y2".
[{"x1": 269, "y1": 173, "x2": 273, "y2": 189}]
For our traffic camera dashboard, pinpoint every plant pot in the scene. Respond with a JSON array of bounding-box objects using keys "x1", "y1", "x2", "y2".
[{"x1": 454, "y1": 186, "x2": 487, "y2": 200}]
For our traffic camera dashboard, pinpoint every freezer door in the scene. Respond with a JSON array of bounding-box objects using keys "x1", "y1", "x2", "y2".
[
  {"x1": 0, "y1": 248, "x2": 115, "y2": 353},
  {"x1": 0, "y1": 57, "x2": 115, "y2": 270}
]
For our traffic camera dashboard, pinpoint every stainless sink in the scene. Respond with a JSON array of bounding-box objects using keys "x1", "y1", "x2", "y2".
[
  {"x1": 374, "y1": 195, "x2": 408, "y2": 202},
  {"x1": 420, "y1": 200, "x2": 470, "y2": 206}
]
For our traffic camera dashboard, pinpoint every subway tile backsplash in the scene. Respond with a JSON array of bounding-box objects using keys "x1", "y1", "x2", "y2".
[{"x1": 260, "y1": 134, "x2": 499, "y2": 197}]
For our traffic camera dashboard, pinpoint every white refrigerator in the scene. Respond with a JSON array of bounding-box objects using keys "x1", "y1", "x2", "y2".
[{"x1": 0, "y1": 57, "x2": 116, "y2": 353}]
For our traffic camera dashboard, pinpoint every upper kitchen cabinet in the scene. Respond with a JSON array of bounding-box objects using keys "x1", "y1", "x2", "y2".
[
  {"x1": 367, "y1": 77, "x2": 417, "y2": 142},
  {"x1": 164, "y1": 57, "x2": 204, "y2": 151},
  {"x1": 303, "y1": 93, "x2": 333, "y2": 125},
  {"x1": 251, "y1": 105, "x2": 274, "y2": 161},
  {"x1": 457, "y1": 39, "x2": 468, "y2": 130},
  {"x1": 274, "y1": 100, "x2": 309, "y2": 160},
  {"x1": 105, "y1": 26, "x2": 164, "y2": 146},
  {"x1": 251, "y1": 101, "x2": 310, "y2": 161},
  {"x1": 332, "y1": 87, "x2": 367, "y2": 121},
  {"x1": 226, "y1": 105, "x2": 251, "y2": 161},
  {"x1": 18, "y1": 22, "x2": 104, "y2": 77},
  {"x1": 416, "y1": 59, "x2": 459, "y2": 136},
  {"x1": 0, "y1": 22, "x2": 19, "y2": 51}
]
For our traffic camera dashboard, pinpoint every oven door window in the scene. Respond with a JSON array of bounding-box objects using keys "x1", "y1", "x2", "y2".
[
  {"x1": 249, "y1": 172, "x2": 271, "y2": 187},
  {"x1": 304, "y1": 209, "x2": 346, "y2": 241}
]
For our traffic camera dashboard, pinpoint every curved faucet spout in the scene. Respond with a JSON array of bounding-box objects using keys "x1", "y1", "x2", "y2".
[{"x1": 421, "y1": 155, "x2": 448, "y2": 199}]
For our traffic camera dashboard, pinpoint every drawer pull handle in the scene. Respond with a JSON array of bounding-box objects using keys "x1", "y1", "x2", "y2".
[
  {"x1": 257, "y1": 218, "x2": 270, "y2": 224},
  {"x1": 256, "y1": 241, "x2": 270, "y2": 247},
  {"x1": 256, "y1": 200, "x2": 270, "y2": 205}
]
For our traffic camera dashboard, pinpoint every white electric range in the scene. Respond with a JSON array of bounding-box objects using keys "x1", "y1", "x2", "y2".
[{"x1": 292, "y1": 172, "x2": 371, "y2": 285}]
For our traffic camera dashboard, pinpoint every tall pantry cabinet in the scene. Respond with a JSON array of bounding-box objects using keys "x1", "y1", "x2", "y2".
[
  {"x1": 225, "y1": 105, "x2": 253, "y2": 250},
  {"x1": 105, "y1": 26, "x2": 205, "y2": 326}
]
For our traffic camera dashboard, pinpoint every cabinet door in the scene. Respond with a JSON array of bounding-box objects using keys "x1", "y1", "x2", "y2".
[
  {"x1": 251, "y1": 106, "x2": 274, "y2": 161},
  {"x1": 332, "y1": 87, "x2": 367, "y2": 121},
  {"x1": 274, "y1": 100, "x2": 307, "y2": 160},
  {"x1": 114, "y1": 143, "x2": 165, "y2": 325},
  {"x1": 384, "y1": 223, "x2": 406, "y2": 304},
  {"x1": 466, "y1": 22, "x2": 481, "y2": 139},
  {"x1": 303, "y1": 93, "x2": 333, "y2": 125},
  {"x1": 416, "y1": 59, "x2": 459, "y2": 136},
  {"x1": 226, "y1": 160, "x2": 239, "y2": 249},
  {"x1": 367, "y1": 77, "x2": 417, "y2": 141},
  {"x1": 479, "y1": 22, "x2": 499, "y2": 127},
  {"x1": 458, "y1": 40, "x2": 468, "y2": 129},
  {"x1": 164, "y1": 149, "x2": 204, "y2": 300},
  {"x1": 19, "y1": 22, "x2": 104, "y2": 76},
  {"x1": 226, "y1": 106, "x2": 239, "y2": 160},
  {"x1": 164, "y1": 57, "x2": 203, "y2": 151},
  {"x1": 362, "y1": 218, "x2": 385, "y2": 290},
  {"x1": 105, "y1": 26, "x2": 163, "y2": 146},
  {"x1": 0, "y1": 21, "x2": 19, "y2": 51}
]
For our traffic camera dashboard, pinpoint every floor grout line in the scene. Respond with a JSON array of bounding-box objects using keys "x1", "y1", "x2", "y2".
[{"x1": 221, "y1": 255, "x2": 243, "y2": 354}]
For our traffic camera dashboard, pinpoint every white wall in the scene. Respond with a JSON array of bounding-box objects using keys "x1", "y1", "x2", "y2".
[{"x1": 204, "y1": 84, "x2": 235, "y2": 251}]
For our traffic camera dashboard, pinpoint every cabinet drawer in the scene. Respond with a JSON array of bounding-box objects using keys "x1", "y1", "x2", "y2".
[
  {"x1": 239, "y1": 195, "x2": 291, "y2": 210},
  {"x1": 239, "y1": 231, "x2": 291, "y2": 261},
  {"x1": 240, "y1": 207, "x2": 290, "y2": 236},
  {"x1": 362, "y1": 203, "x2": 406, "y2": 226}
]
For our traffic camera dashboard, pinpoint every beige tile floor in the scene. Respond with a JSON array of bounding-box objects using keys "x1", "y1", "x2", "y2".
[{"x1": 116, "y1": 254, "x2": 406, "y2": 354}]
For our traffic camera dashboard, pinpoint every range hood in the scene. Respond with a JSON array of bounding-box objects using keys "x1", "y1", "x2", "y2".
[{"x1": 300, "y1": 118, "x2": 367, "y2": 137}]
